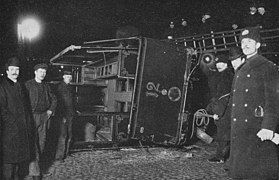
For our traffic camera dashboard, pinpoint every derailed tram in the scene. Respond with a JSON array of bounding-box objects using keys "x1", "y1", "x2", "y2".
[{"x1": 49, "y1": 26, "x2": 279, "y2": 150}]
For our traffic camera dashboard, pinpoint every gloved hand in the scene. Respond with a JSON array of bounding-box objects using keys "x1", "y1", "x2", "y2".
[
  {"x1": 257, "y1": 128, "x2": 274, "y2": 141},
  {"x1": 271, "y1": 133, "x2": 279, "y2": 145},
  {"x1": 213, "y1": 114, "x2": 219, "y2": 120}
]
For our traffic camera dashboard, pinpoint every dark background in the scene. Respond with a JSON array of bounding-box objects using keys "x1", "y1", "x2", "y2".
[{"x1": 1, "y1": 0, "x2": 279, "y2": 64}]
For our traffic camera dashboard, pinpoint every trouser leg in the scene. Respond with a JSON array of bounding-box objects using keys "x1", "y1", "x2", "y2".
[
  {"x1": 28, "y1": 113, "x2": 48, "y2": 176},
  {"x1": 215, "y1": 141, "x2": 230, "y2": 159},
  {"x1": 2, "y1": 163, "x2": 13, "y2": 180},
  {"x1": 65, "y1": 117, "x2": 73, "y2": 157},
  {"x1": 13, "y1": 165, "x2": 20, "y2": 180},
  {"x1": 55, "y1": 118, "x2": 67, "y2": 159},
  {"x1": 37, "y1": 114, "x2": 48, "y2": 154},
  {"x1": 2, "y1": 163, "x2": 21, "y2": 180}
]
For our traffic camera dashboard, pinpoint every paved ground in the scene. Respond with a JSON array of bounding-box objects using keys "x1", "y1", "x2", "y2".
[{"x1": 24, "y1": 140, "x2": 232, "y2": 180}]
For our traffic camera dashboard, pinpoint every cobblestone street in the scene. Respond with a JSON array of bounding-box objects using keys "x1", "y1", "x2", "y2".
[{"x1": 24, "y1": 141, "x2": 232, "y2": 180}]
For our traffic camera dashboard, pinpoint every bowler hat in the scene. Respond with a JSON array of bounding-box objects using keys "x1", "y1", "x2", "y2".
[
  {"x1": 34, "y1": 63, "x2": 48, "y2": 71},
  {"x1": 228, "y1": 47, "x2": 244, "y2": 61},
  {"x1": 5, "y1": 57, "x2": 20, "y2": 69},
  {"x1": 239, "y1": 27, "x2": 261, "y2": 43},
  {"x1": 215, "y1": 54, "x2": 228, "y2": 64}
]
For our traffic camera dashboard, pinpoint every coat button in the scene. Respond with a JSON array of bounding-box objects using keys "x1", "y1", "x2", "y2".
[
  {"x1": 247, "y1": 74, "x2": 250, "y2": 77},
  {"x1": 233, "y1": 118, "x2": 236, "y2": 121},
  {"x1": 244, "y1": 104, "x2": 248, "y2": 107},
  {"x1": 245, "y1": 89, "x2": 249, "y2": 92}
]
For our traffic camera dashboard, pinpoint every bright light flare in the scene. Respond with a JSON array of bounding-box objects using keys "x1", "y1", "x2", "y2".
[{"x1": 18, "y1": 17, "x2": 41, "y2": 41}]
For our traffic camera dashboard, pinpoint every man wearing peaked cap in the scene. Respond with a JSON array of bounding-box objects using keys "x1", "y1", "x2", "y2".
[
  {"x1": 55, "y1": 70, "x2": 75, "y2": 161},
  {"x1": 62, "y1": 70, "x2": 72, "y2": 75},
  {"x1": 25, "y1": 63, "x2": 57, "y2": 179},
  {"x1": 229, "y1": 27, "x2": 279, "y2": 179}
]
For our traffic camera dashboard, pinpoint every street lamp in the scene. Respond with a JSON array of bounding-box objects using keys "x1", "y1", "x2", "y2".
[
  {"x1": 17, "y1": 17, "x2": 41, "y2": 42},
  {"x1": 17, "y1": 16, "x2": 41, "y2": 80}
]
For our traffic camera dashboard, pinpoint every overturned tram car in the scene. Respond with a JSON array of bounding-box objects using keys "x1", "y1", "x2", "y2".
[{"x1": 49, "y1": 27, "x2": 279, "y2": 147}]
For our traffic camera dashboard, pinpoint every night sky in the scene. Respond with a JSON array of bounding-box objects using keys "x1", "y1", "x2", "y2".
[{"x1": 1, "y1": 0, "x2": 279, "y2": 62}]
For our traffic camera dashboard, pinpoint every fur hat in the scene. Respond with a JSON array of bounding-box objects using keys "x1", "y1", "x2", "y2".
[
  {"x1": 5, "y1": 57, "x2": 20, "y2": 69},
  {"x1": 239, "y1": 27, "x2": 261, "y2": 43},
  {"x1": 228, "y1": 47, "x2": 245, "y2": 61},
  {"x1": 34, "y1": 63, "x2": 48, "y2": 71}
]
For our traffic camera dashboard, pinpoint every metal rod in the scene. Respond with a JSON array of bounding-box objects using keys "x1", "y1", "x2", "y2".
[
  {"x1": 86, "y1": 50, "x2": 119, "y2": 53},
  {"x1": 84, "y1": 37, "x2": 139, "y2": 44},
  {"x1": 81, "y1": 46, "x2": 138, "y2": 51}
]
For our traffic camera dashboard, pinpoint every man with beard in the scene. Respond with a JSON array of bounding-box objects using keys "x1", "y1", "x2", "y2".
[
  {"x1": 25, "y1": 63, "x2": 57, "y2": 180},
  {"x1": 229, "y1": 27, "x2": 279, "y2": 179},
  {"x1": 0, "y1": 57, "x2": 33, "y2": 179}
]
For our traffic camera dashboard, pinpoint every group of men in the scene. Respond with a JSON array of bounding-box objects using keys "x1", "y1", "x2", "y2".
[
  {"x1": 206, "y1": 27, "x2": 279, "y2": 180},
  {"x1": 1, "y1": 26, "x2": 278, "y2": 180},
  {"x1": 0, "y1": 61, "x2": 75, "y2": 180}
]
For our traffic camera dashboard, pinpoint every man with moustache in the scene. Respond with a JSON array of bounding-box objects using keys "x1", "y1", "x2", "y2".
[
  {"x1": 25, "y1": 63, "x2": 57, "y2": 180},
  {"x1": 229, "y1": 27, "x2": 279, "y2": 180},
  {"x1": 0, "y1": 57, "x2": 33, "y2": 179}
]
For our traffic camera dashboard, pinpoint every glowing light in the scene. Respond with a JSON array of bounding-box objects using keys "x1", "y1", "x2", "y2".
[{"x1": 18, "y1": 17, "x2": 41, "y2": 41}]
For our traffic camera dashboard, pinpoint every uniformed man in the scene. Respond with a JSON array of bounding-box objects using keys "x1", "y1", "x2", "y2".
[{"x1": 229, "y1": 27, "x2": 279, "y2": 179}]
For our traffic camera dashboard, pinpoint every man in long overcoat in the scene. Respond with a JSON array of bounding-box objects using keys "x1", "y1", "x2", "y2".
[
  {"x1": 0, "y1": 57, "x2": 33, "y2": 179},
  {"x1": 206, "y1": 54, "x2": 234, "y2": 163},
  {"x1": 229, "y1": 27, "x2": 279, "y2": 179}
]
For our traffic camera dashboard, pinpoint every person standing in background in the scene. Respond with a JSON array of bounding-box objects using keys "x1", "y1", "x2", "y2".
[
  {"x1": 206, "y1": 54, "x2": 234, "y2": 163},
  {"x1": 55, "y1": 71, "x2": 75, "y2": 161}
]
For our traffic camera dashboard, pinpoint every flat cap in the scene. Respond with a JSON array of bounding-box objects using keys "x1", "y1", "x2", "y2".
[
  {"x1": 63, "y1": 71, "x2": 72, "y2": 75},
  {"x1": 34, "y1": 63, "x2": 48, "y2": 71}
]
